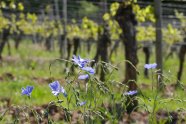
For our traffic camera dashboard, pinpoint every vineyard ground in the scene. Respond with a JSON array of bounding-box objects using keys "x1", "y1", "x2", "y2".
[{"x1": 0, "y1": 40, "x2": 185, "y2": 123}]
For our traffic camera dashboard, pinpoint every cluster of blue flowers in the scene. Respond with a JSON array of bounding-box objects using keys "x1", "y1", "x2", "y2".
[
  {"x1": 21, "y1": 57, "x2": 157, "y2": 107},
  {"x1": 21, "y1": 81, "x2": 68, "y2": 97},
  {"x1": 22, "y1": 81, "x2": 86, "y2": 106},
  {"x1": 21, "y1": 55, "x2": 95, "y2": 106},
  {"x1": 72, "y1": 55, "x2": 95, "y2": 80}
]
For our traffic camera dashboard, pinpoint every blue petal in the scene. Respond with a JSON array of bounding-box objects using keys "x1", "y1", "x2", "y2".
[
  {"x1": 26, "y1": 86, "x2": 34, "y2": 93},
  {"x1": 49, "y1": 81, "x2": 60, "y2": 91},
  {"x1": 144, "y1": 63, "x2": 157, "y2": 69},
  {"x1": 60, "y1": 86, "x2": 67, "y2": 97},
  {"x1": 78, "y1": 74, "x2": 89, "y2": 80},
  {"x1": 124, "y1": 90, "x2": 138, "y2": 95},
  {"x1": 81, "y1": 67, "x2": 95, "y2": 74},
  {"x1": 79, "y1": 101, "x2": 86, "y2": 106},
  {"x1": 21, "y1": 86, "x2": 34, "y2": 96},
  {"x1": 151, "y1": 63, "x2": 157, "y2": 69},
  {"x1": 49, "y1": 81, "x2": 67, "y2": 97},
  {"x1": 72, "y1": 55, "x2": 89, "y2": 68},
  {"x1": 22, "y1": 88, "x2": 28, "y2": 95}
]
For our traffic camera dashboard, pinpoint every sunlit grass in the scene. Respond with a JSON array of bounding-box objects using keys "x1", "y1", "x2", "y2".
[{"x1": 0, "y1": 40, "x2": 186, "y2": 122}]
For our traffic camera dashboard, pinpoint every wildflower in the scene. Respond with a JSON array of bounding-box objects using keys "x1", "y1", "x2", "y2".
[
  {"x1": 79, "y1": 101, "x2": 86, "y2": 106},
  {"x1": 78, "y1": 74, "x2": 89, "y2": 80},
  {"x1": 72, "y1": 55, "x2": 95, "y2": 80},
  {"x1": 81, "y1": 67, "x2": 95, "y2": 74},
  {"x1": 78, "y1": 67, "x2": 95, "y2": 80},
  {"x1": 124, "y1": 90, "x2": 138, "y2": 96},
  {"x1": 144, "y1": 63, "x2": 157, "y2": 69},
  {"x1": 49, "y1": 81, "x2": 67, "y2": 97},
  {"x1": 72, "y1": 55, "x2": 89, "y2": 68},
  {"x1": 21, "y1": 86, "x2": 34, "y2": 97}
]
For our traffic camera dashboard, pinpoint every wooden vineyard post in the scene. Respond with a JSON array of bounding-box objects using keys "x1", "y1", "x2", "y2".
[
  {"x1": 59, "y1": 0, "x2": 67, "y2": 59},
  {"x1": 154, "y1": 0, "x2": 163, "y2": 89},
  {"x1": 104, "y1": 0, "x2": 108, "y2": 13},
  {"x1": 61, "y1": 0, "x2": 67, "y2": 58},
  {"x1": 54, "y1": 0, "x2": 64, "y2": 57}
]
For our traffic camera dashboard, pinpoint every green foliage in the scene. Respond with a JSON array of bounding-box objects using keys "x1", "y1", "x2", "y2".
[
  {"x1": 0, "y1": 1, "x2": 24, "y2": 11},
  {"x1": 67, "y1": 20, "x2": 81, "y2": 40},
  {"x1": 81, "y1": 17, "x2": 99, "y2": 40},
  {"x1": 66, "y1": 17, "x2": 99, "y2": 41},
  {"x1": 137, "y1": 24, "x2": 183, "y2": 44},
  {"x1": 0, "y1": 11, "x2": 9, "y2": 32},
  {"x1": 103, "y1": 2, "x2": 122, "y2": 40},
  {"x1": 0, "y1": 2, "x2": 6, "y2": 8},
  {"x1": 163, "y1": 24, "x2": 183, "y2": 44},
  {"x1": 137, "y1": 25, "x2": 155, "y2": 42},
  {"x1": 110, "y1": 2, "x2": 120, "y2": 16},
  {"x1": 133, "y1": 4, "x2": 155, "y2": 23},
  {"x1": 0, "y1": 1, "x2": 60, "y2": 38},
  {"x1": 175, "y1": 11, "x2": 186, "y2": 34},
  {"x1": 17, "y1": 2, "x2": 24, "y2": 11}
]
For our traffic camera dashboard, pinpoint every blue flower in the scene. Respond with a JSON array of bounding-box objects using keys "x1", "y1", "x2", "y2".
[
  {"x1": 21, "y1": 86, "x2": 34, "y2": 96},
  {"x1": 49, "y1": 81, "x2": 67, "y2": 97},
  {"x1": 72, "y1": 55, "x2": 95, "y2": 80},
  {"x1": 124, "y1": 90, "x2": 138, "y2": 96},
  {"x1": 78, "y1": 74, "x2": 89, "y2": 80},
  {"x1": 81, "y1": 67, "x2": 95, "y2": 75},
  {"x1": 78, "y1": 67, "x2": 95, "y2": 80},
  {"x1": 79, "y1": 101, "x2": 86, "y2": 106},
  {"x1": 144, "y1": 63, "x2": 157, "y2": 69},
  {"x1": 72, "y1": 55, "x2": 89, "y2": 68}
]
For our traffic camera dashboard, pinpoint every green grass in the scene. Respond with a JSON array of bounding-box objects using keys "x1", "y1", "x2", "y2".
[{"x1": 0, "y1": 39, "x2": 186, "y2": 123}]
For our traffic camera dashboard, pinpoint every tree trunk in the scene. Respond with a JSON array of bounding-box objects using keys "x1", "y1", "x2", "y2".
[
  {"x1": 177, "y1": 39, "x2": 186, "y2": 83},
  {"x1": 154, "y1": 0, "x2": 163, "y2": 90},
  {"x1": 92, "y1": 25, "x2": 110, "y2": 81},
  {"x1": 109, "y1": 40, "x2": 120, "y2": 59},
  {"x1": 92, "y1": 29, "x2": 102, "y2": 67},
  {"x1": 61, "y1": 0, "x2": 67, "y2": 59},
  {"x1": 154, "y1": 0, "x2": 163, "y2": 72},
  {"x1": 45, "y1": 34, "x2": 53, "y2": 51},
  {"x1": 115, "y1": 3, "x2": 138, "y2": 113},
  {"x1": 100, "y1": 25, "x2": 110, "y2": 81},
  {"x1": 59, "y1": 34, "x2": 65, "y2": 58},
  {"x1": 143, "y1": 47, "x2": 150, "y2": 78},
  {"x1": 0, "y1": 29, "x2": 10, "y2": 60},
  {"x1": 87, "y1": 38, "x2": 93, "y2": 54},
  {"x1": 65, "y1": 38, "x2": 72, "y2": 68},
  {"x1": 14, "y1": 33, "x2": 22, "y2": 50},
  {"x1": 73, "y1": 37, "x2": 80, "y2": 55}
]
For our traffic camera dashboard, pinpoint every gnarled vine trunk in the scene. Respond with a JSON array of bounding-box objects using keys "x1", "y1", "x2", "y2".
[
  {"x1": 65, "y1": 37, "x2": 80, "y2": 70},
  {"x1": 143, "y1": 46, "x2": 151, "y2": 78},
  {"x1": 115, "y1": 3, "x2": 138, "y2": 113},
  {"x1": 177, "y1": 38, "x2": 186, "y2": 84},
  {"x1": 45, "y1": 34, "x2": 53, "y2": 51},
  {"x1": 93, "y1": 25, "x2": 111, "y2": 81},
  {"x1": 0, "y1": 28, "x2": 10, "y2": 60},
  {"x1": 14, "y1": 32, "x2": 23, "y2": 50}
]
